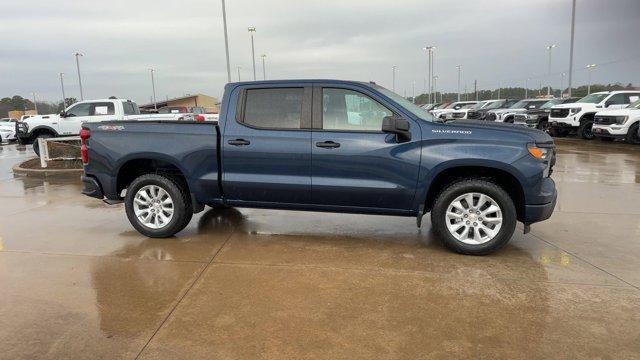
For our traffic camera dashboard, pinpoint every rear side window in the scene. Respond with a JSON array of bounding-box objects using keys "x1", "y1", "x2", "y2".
[
  {"x1": 123, "y1": 102, "x2": 140, "y2": 115},
  {"x1": 243, "y1": 88, "x2": 303, "y2": 129},
  {"x1": 606, "y1": 94, "x2": 628, "y2": 106},
  {"x1": 91, "y1": 102, "x2": 115, "y2": 116}
]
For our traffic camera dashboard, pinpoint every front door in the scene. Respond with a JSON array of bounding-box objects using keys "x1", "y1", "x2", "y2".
[
  {"x1": 311, "y1": 85, "x2": 421, "y2": 211},
  {"x1": 222, "y1": 85, "x2": 312, "y2": 204}
]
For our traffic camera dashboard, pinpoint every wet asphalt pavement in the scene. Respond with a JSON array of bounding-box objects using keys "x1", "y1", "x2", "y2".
[{"x1": 0, "y1": 138, "x2": 639, "y2": 359}]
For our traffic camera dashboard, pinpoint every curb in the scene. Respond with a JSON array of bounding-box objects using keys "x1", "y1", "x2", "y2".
[{"x1": 12, "y1": 160, "x2": 83, "y2": 178}]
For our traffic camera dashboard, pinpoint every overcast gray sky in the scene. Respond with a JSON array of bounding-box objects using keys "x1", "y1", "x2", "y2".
[{"x1": 1, "y1": 0, "x2": 639, "y2": 104}]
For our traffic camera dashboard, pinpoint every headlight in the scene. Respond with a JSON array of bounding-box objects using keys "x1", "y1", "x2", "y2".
[
  {"x1": 528, "y1": 144, "x2": 553, "y2": 160},
  {"x1": 569, "y1": 108, "x2": 581, "y2": 115},
  {"x1": 614, "y1": 116, "x2": 628, "y2": 125}
]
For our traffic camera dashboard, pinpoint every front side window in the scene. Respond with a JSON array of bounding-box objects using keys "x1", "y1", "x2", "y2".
[
  {"x1": 123, "y1": 102, "x2": 140, "y2": 115},
  {"x1": 243, "y1": 88, "x2": 303, "y2": 129},
  {"x1": 66, "y1": 103, "x2": 91, "y2": 117},
  {"x1": 322, "y1": 88, "x2": 392, "y2": 131}
]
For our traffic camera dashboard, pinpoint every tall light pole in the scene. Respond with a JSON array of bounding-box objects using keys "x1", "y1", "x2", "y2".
[
  {"x1": 568, "y1": 0, "x2": 577, "y2": 97},
  {"x1": 525, "y1": 78, "x2": 530, "y2": 99},
  {"x1": 586, "y1": 64, "x2": 597, "y2": 94},
  {"x1": 149, "y1": 68, "x2": 157, "y2": 110},
  {"x1": 392, "y1": 66, "x2": 397, "y2": 92},
  {"x1": 456, "y1": 65, "x2": 462, "y2": 101},
  {"x1": 412, "y1": 81, "x2": 415, "y2": 103},
  {"x1": 433, "y1": 76, "x2": 439, "y2": 103},
  {"x1": 32, "y1": 92, "x2": 38, "y2": 114},
  {"x1": 497, "y1": 81, "x2": 501, "y2": 99},
  {"x1": 560, "y1": 72, "x2": 566, "y2": 98},
  {"x1": 423, "y1": 46, "x2": 435, "y2": 103},
  {"x1": 261, "y1": 54, "x2": 266, "y2": 80},
  {"x1": 73, "y1": 51, "x2": 84, "y2": 100},
  {"x1": 59, "y1": 73, "x2": 66, "y2": 110},
  {"x1": 546, "y1": 44, "x2": 557, "y2": 96},
  {"x1": 221, "y1": 0, "x2": 231, "y2": 83},
  {"x1": 248, "y1": 27, "x2": 257, "y2": 80},
  {"x1": 236, "y1": 66, "x2": 241, "y2": 81}
]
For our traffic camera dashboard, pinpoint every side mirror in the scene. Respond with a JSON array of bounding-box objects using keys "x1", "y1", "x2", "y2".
[
  {"x1": 59, "y1": 110, "x2": 67, "y2": 117},
  {"x1": 382, "y1": 116, "x2": 411, "y2": 142}
]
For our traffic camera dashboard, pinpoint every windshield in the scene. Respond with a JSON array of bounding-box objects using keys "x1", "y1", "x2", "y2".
[
  {"x1": 509, "y1": 100, "x2": 528, "y2": 109},
  {"x1": 483, "y1": 100, "x2": 505, "y2": 110},
  {"x1": 471, "y1": 101, "x2": 487, "y2": 109},
  {"x1": 540, "y1": 99, "x2": 561, "y2": 109},
  {"x1": 373, "y1": 84, "x2": 435, "y2": 122},
  {"x1": 577, "y1": 93, "x2": 608, "y2": 104},
  {"x1": 627, "y1": 99, "x2": 640, "y2": 109}
]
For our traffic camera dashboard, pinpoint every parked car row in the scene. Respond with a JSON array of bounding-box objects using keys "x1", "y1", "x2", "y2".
[{"x1": 419, "y1": 90, "x2": 640, "y2": 145}]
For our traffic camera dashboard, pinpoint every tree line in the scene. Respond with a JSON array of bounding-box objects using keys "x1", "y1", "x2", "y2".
[{"x1": 0, "y1": 96, "x2": 77, "y2": 118}]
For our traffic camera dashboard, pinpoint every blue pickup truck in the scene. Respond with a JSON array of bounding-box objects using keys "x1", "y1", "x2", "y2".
[{"x1": 80, "y1": 80, "x2": 557, "y2": 255}]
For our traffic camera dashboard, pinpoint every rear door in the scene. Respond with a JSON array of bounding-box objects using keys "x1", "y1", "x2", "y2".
[
  {"x1": 222, "y1": 84, "x2": 313, "y2": 204},
  {"x1": 310, "y1": 84, "x2": 421, "y2": 211}
]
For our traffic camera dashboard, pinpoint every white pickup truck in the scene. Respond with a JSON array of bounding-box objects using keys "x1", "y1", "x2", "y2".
[
  {"x1": 592, "y1": 99, "x2": 640, "y2": 144},
  {"x1": 16, "y1": 99, "x2": 189, "y2": 147}
]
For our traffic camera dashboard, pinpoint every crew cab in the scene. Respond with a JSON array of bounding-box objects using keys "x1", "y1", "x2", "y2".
[
  {"x1": 485, "y1": 99, "x2": 550, "y2": 123},
  {"x1": 592, "y1": 99, "x2": 640, "y2": 144},
  {"x1": 513, "y1": 98, "x2": 580, "y2": 131},
  {"x1": 431, "y1": 101, "x2": 479, "y2": 120},
  {"x1": 467, "y1": 99, "x2": 519, "y2": 120},
  {"x1": 548, "y1": 91, "x2": 640, "y2": 139},
  {"x1": 16, "y1": 99, "x2": 190, "y2": 153},
  {"x1": 81, "y1": 80, "x2": 557, "y2": 255}
]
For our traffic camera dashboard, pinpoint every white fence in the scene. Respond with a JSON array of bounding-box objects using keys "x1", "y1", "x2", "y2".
[{"x1": 38, "y1": 136, "x2": 81, "y2": 168}]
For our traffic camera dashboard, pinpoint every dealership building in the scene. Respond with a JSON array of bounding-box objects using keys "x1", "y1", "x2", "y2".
[{"x1": 139, "y1": 94, "x2": 219, "y2": 113}]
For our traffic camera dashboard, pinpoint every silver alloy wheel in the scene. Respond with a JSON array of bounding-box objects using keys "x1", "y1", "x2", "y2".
[
  {"x1": 445, "y1": 192, "x2": 503, "y2": 245},
  {"x1": 133, "y1": 185, "x2": 174, "y2": 229}
]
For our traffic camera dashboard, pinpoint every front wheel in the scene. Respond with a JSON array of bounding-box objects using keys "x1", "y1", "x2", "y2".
[
  {"x1": 125, "y1": 173, "x2": 193, "y2": 237},
  {"x1": 625, "y1": 123, "x2": 640, "y2": 145},
  {"x1": 578, "y1": 120, "x2": 595, "y2": 140},
  {"x1": 431, "y1": 179, "x2": 517, "y2": 255}
]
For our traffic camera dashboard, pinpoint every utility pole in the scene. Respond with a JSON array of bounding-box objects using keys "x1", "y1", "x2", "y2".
[
  {"x1": 464, "y1": 85, "x2": 468, "y2": 100},
  {"x1": 59, "y1": 73, "x2": 66, "y2": 109},
  {"x1": 433, "y1": 76, "x2": 438, "y2": 103},
  {"x1": 586, "y1": 64, "x2": 597, "y2": 94},
  {"x1": 73, "y1": 51, "x2": 84, "y2": 100},
  {"x1": 32, "y1": 92, "x2": 38, "y2": 114},
  {"x1": 392, "y1": 66, "x2": 397, "y2": 92},
  {"x1": 149, "y1": 68, "x2": 157, "y2": 110},
  {"x1": 221, "y1": 0, "x2": 231, "y2": 83},
  {"x1": 474, "y1": 80, "x2": 477, "y2": 101},
  {"x1": 248, "y1": 27, "x2": 257, "y2": 80},
  {"x1": 236, "y1": 66, "x2": 241, "y2": 81},
  {"x1": 568, "y1": 0, "x2": 576, "y2": 96},
  {"x1": 560, "y1": 73, "x2": 566, "y2": 98},
  {"x1": 498, "y1": 81, "x2": 501, "y2": 99},
  {"x1": 261, "y1": 54, "x2": 266, "y2": 80},
  {"x1": 525, "y1": 78, "x2": 529, "y2": 99},
  {"x1": 423, "y1": 46, "x2": 435, "y2": 103},
  {"x1": 412, "y1": 81, "x2": 415, "y2": 103},
  {"x1": 456, "y1": 65, "x2": 462, "y2": 101},
  {"x1": 546, "y1": 44, "x2": 557, "y2": 96}
]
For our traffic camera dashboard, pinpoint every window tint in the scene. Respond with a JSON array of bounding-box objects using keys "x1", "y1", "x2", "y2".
[
  {"x1": 243, "y1": 88, "x2": 303, "y2": 129},
  {"x1": 66, "y1": 103, "x2": 91, "y2": 117},
  {"x1": 322, "y1": 88, "x2": 392, "y2": 131},
  {"x1": 606, "y1": 93, "x2": 627, "y2": 106},
  {"x1": 626, "y1": 94, "x2": 640, "y2": 103},
  {"x1": 91, "y1": 102, "x2": 115, "y2": 116},
  {"x1": 123, "y1": 102, "x2": 140, "y2": 115}
]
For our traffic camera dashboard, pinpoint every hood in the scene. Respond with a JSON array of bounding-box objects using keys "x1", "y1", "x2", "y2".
[
  {"x1": 23, "y1": 114, "x2": 59, "y2": 123},
  {"x1": 552, "y1": 102, "x2": 597, "y2": 109},
  {"x1": 0, "y1": 122, "x2": 15, "y2": 129},
  {"x1": 489, "y1": 108, "x2": 526, "y2": 115},
  {"x1": 446, "y1": 119, "x2": 553, "y2": 144},
  {"x1": 595, "y1": 108, "x2": 639, "y2": 116}
]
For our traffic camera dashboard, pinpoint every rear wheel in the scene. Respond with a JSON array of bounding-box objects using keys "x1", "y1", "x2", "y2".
[
  {"x1": 32, "y1": 134, "x2": 53, "y2": 157},
  {"x1": 579, "y1": 120, "x2": 595, "y2": 140},
  {"x1": 431, "y1": 179, "x2": 517, "y2": 255},
  {"x1": 625, "y1": 123, "x2": 640, "y2": 145},
  {"x1": 125, "y1": 173, "x2": 193, "y2": 238}
]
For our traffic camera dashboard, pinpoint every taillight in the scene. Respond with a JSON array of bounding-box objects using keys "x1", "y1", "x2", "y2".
[
  {"x1": 195, "y1": 115, "x2": 205, "y2": 122},
  {"x1": 80, "y1": 128, "x2": 90, "y2": 164}
]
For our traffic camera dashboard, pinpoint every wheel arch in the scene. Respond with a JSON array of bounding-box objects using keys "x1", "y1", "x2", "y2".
[
  {"x1": 423, "y1": 164, "x2": 526, "y2": 222},
  {"x1": 115, "y1": 155, "x2": 192, "y2": 198},
  {"x1": 30, "y1": 126, "x2": 59, "y2": 137}
]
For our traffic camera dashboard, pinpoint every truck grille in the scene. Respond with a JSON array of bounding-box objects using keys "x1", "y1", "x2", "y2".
[
  {"x1": 485, "y1": 113, "x2": 497, "y2": 121},
  {"x1": 452, "y1": 112, "x2": 465, "y2": 119},
  {"x1": 594, "y1": 116, "x2": 616, "y2": 125},
  {"x1": 550, "y1": 108, "x2": 569, "y2": 118},
  {"x1": 467, "y1": 111, "x2": 480, "y2": 119},
  {"x1": 513, "y1": 114, "x2": 527, "y2": 122}
]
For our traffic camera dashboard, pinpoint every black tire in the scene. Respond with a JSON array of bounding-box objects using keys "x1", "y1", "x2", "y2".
[
  {"x1": 578, "y1": 120, "x2": 595, "y2": 140},
  {"x1": 430, "y1": 178, "x2": 517, "y2": 255},
  {"x1": 549, "y1": 127, "x2": 569, "y2": 137},
  {"x1": 32, "y1": 134, "x2": 52, "y2": 157},
  {"x1": 625, "y1": 122, "x2": 640, "y2": 145},
  {"x1": 536, "y1": 120, "x2": 548, "y2": 132},
  {"x1": 504, "y1": 116, "x2": 514, "y2": 124},
  {"x1": 125, "y1": 173, "x2": 193, "y2": 238}
]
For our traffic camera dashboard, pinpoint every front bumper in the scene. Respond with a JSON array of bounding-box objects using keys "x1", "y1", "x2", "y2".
[
  {"x1": 592, "y1": 125, "x2": 627, "y2": 138},
  {"x1": 0, "y1": 129, "x2": 16, "y2": 141},
  {"x1": 81, "y1": 174, "x2": 104, "y2": 199},
  {"x1": 549, "y1": 116, "x2": 579, "y2": 128},
  {"x1": 523, "y1": 177, "x2": 557, "y2": 224}
]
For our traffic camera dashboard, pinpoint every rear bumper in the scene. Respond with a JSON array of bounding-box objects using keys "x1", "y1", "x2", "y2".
[{"x1": 81, "y1": 175, "x2": 104, "y2": 199}]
